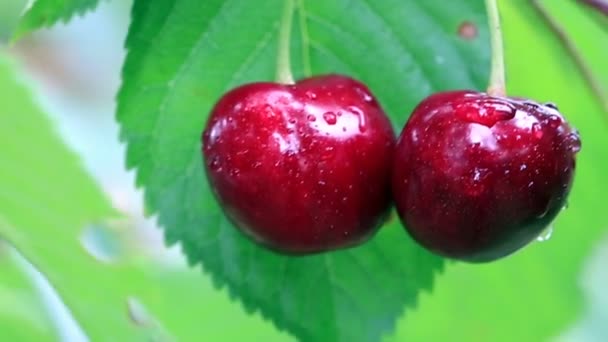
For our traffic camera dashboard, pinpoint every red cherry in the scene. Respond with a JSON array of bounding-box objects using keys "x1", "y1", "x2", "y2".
[
  {"x1": 202, "y1": 75, "x2": 395, "y2": 254},
  {"x1": 392, "y1": 91, "x2": 581, "y2": 262}
]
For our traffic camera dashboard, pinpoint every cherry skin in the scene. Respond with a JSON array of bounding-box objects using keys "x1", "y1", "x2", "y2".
[
  {"x1": 202, "y1": 75, "x2": 395, "y2": 254},
  {"x1": 392, "y1": 91, "x2": 581, "y2": 262}
]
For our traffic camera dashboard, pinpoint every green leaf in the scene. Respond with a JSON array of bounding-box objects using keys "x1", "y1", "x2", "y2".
[
  {"x1": 141, "y1": 264, "x2": 292, "y2": 341},
  {"x1": 0, "y1": 243, "x2": 55, "y2": 341},
  {"x1": 0, "y1": 54, "x2": 288, "y2": 340},
  {"x1": 386, "y1": 2, "x2": 608, "y2": 341},
  {"x1": 117, "y1": 0, "x2": 489, "y2": 340},
  {"x1": 0, "y1": 0, "x2": 28, "y2": 42},
  {"x1": 13, "y1": 0, "x2": 103, "y2": 40},
  {"x1": 0, "y1": 54, "x2": 151, "y2": 340}
]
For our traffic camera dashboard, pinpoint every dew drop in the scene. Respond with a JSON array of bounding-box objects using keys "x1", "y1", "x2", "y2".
[
  {"x1": 547, "y1": 115, "x2": 562, "y2": 129},
  {"x1": 209, "y1": 157, "x2": 222, "y2": 171},
  {"x1": 473, "y1": 168, "x2": 482, "y2": 182},
  {"x1": 490, "y1": 102, "x2": 517, "y2": 120},
  {"x1": 523, "y1": 100, "x2": 540, "y2": 109},
  {"x1": 288, "y1": 118, "x2": 297, "y2": 124},
  {"x1": 536, "y1": 225, "x2": 554, "y2": 242},
  {"x1": 567, "y1": 132, "x2": 581, "y2": 153},
  {"x1": 307, "y1": 114, "x2": 316, "y2": 122},
  {"x1": 348, "y1": 106, "x2": 367, "y2": 132},
  {"x1": 544, "y1": 102, "x2": 558, "y2": 110},
  {"x1": 356, "y1": 87, "x2": 373, "y2": 103},
  {"x1": 263, "y1": 104, "x2": 276, "y2": 117},
  {"x1": 531, "y1": 123, "x2": 543, "y2": 139},
  {"x1": 323, "y1": 112, "x2": 337, "y2": 125},
  {"x1": 305, "y1": 90, "x2": 317, "y2": 100}
]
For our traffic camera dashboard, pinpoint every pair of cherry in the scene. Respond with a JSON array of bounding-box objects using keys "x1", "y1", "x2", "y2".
[{"x1": 202, "y1": 74, "x2": 580, "y2": 262}]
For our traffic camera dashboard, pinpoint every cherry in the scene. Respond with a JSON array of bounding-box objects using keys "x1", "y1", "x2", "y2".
[
  {"x1": 392, "y1": 91, "x2": 581, "y2": 262},
  {"x1": 202, "y1": 75, "x2": 395, "y2": 254}
]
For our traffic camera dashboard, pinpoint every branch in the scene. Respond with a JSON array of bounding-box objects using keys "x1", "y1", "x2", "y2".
[{"x1": 533, "y1": 0, "x2": 608, "y2": 113}]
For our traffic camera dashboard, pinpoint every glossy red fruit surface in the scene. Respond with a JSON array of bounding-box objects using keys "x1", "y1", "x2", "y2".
[
  {"x1": 392, "y1": 91, "x2": 581, "y2": 262},
  {"x1": 202, "y1": 75, "x2": 395, "y2": 254}
]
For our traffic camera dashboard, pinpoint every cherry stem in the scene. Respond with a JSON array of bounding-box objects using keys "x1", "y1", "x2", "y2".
[
  {"x1": 276, "y1": 0, "x2": 296, "y2": 84},
  {"x1": 485, "y1": 0, "x2": 507, "y2": 97}
]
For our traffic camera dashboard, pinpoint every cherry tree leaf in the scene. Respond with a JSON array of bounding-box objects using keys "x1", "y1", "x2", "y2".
[
  {"x1": 117, "y1": 0, "x2": 488, "y2": 341},
  {"x1": 13, "y1": 0, "x2": 104, "y2": 40}
]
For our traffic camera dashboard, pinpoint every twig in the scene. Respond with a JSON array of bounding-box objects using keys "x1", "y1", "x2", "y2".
[{"x1": 533, "y1": 0, "x2": 608, "y2": 113}]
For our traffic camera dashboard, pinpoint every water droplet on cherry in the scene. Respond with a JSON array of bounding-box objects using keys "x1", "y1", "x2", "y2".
[
  {"x1": 567, "y1": 132, "x2": 581, "y2": 153},
  {"x1": 348, "y1": 106, "x2": 367, "y2": 132},
  {"x1": 544, "y1": 102, "x2": 558, "y2": 110},
  {"x1": 323, "y1": 112, "x2": 338, "y2": 125},
  {"x1": 536, "y1": 224, "x2": 553, "y2": 242},
  {"x1": 209, "y1": 157, "x2": 222, "y2": 171},
  {"x1": 305, "y1": 90, "x2": 317, "y2": 100},
  {"x1": 547, "y1": 115, "x2": 562, "y2": 129},
  {"x1": 355, "y1": 87, "x2": 374, "y2": 103},
  {"x1": 532, "y1": 123, "x2": 543, "y2": 139}
]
